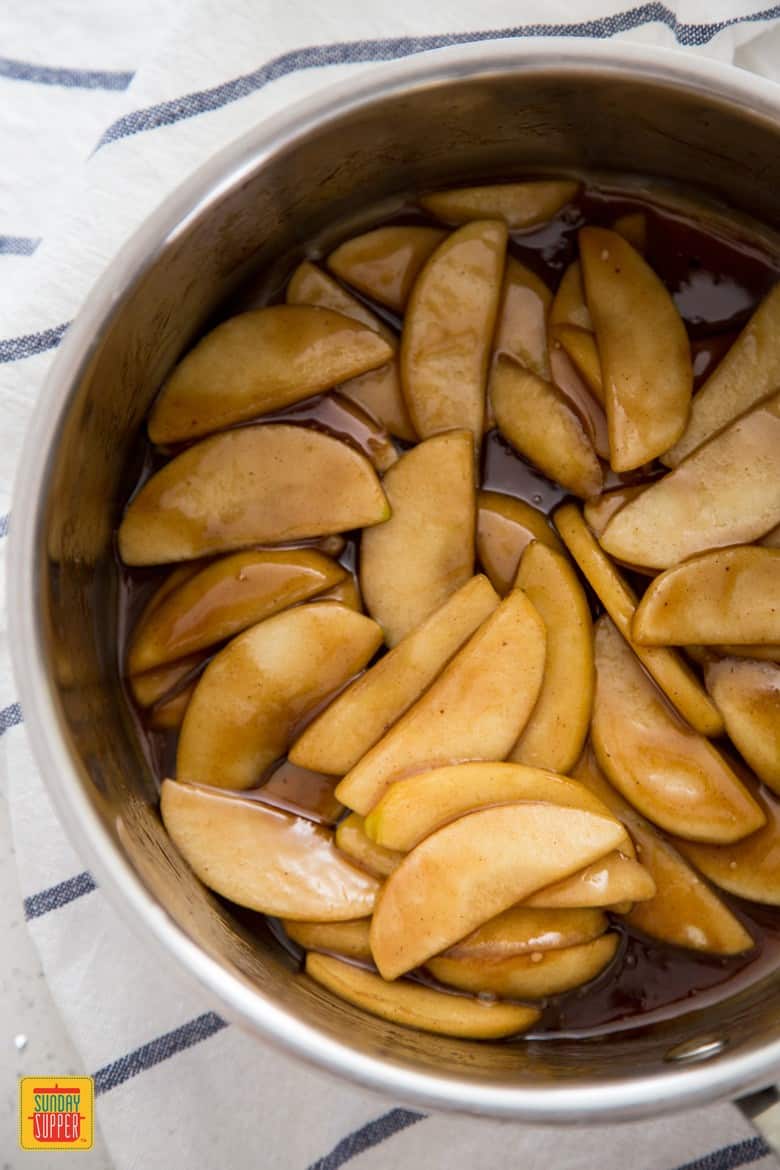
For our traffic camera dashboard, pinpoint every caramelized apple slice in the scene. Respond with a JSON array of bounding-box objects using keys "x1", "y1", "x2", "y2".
[
  {"x1": 335, "y1": 814, "x2": 403, "y2": 878},
  {"x1": 493, "y1": 256, "x2": 552, "y2": 379},
  {"x1": 305, "y1": 953, "x2": 539, "y2": 1038},
  {"x1": 276, "y1": 392, "x2": 398, "y2": 473},
  {"x1": 428, "y1": 934, "x2": 619, "y2": 1000},
  {"x1": 599, "y1": 392, "x2": 780, "y2": 569},
  {"x1": 160, "y1": 780, "x2": 379, "y2": 919},
  {"x1": 580, "y1": 227, "x2": 692, "y2": 471},
  {"x1": 444, "y1": 906, "x2": 607, "y2": 960},
  {"x1": 337, "y1": 362, "x2": 416, "y2": 443},
  {"x1": 592, "y1": 617, "x2": 764, "y2": 843},
  {"x1": 511, "y1": 542, "x2": 594, "y2": 773},
  {"x1": 129, "y1": 652, "x2": 205, "y2": 708},
  {"x1": 665, "y1": 283, "x2": 780, "y2": 467},
  {"x1": 705, "y1": 658, "x2": 780, "y2": 791},
  {"x1": 327, "y1": 225, "x2": 446, "y2": 312},
  {"x1": 401, "y1": 220, "x2": 506, "y2": 448},
  {"x1": 763, "y1": 523, "x2": 780, "y2": 549},
  {"x1": 177, "y1": 603, "x2": 382, "y2": 789},
  {"x1": 633, "y1": 547, "x2": 780, "y2": 646},
  {"x1": 554, "y1": 503, "x2": 724, "y2": 736},
  {"x1": 523, "y1": 851, "x2": 655, "y2": 910},
  {"x1": 548, "y1": 343, "x2": 610, "y2": 459},
  {"x1": 583, "y1": 483, "x2": 647, "y2": 538},
  {"x1": 286, "y1": 260, "x2": 396, "y2": 344},
  {"x1": 283, "y1": 918, "x2": 372, "y2": 961},
  {"x1": 551, "y1": 261, "x2": 593, "y2": 331},
  {"x1": 119, "y1": 425, "x2": 389, "y2": 565},
  {"x1": 613, "y1": 212, "x2": 647, "y2": 252},
  {"x1": 314, "y1": 574, "x2": 362, "y2": 611},
  {"x1": 420, "y1": 181, "x2": 579, "y2": 229},
  {"x1": 491, "y1": 357, "x2": 602, "y2": 499},
  {"x1": 713, "y1": 644, "x2": 780, "y2": 662},
  {"x1": 552, "y1": 324, "x2": 604, "y2": 403},
  {"x1": 148, "y1": 684, "x2": 194, "y2": 730},
  {"x1": 148, "y1": 306, "x2": 393, "y2": 444},
  {"x1": 359, "y1": 431, "x2": 475, "y2": 646},
  {"x1": 335, "y1": 591, "x2": 546, "y2": 816},
  {"x1": 290, "y1": 576, "x2": 498, "y2": 775},
  {"x1": 476, "y1": 490, "x2": 563, "y2": 595}
]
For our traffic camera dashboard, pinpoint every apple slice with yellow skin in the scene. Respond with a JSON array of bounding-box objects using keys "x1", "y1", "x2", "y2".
[
  {"x1": 573, "y1": 749, "x2": 752, "y2": 954},
  {"x1": 510, "y1": 542, "x2": 594, "y2": 773},
  {"x1": 705, "y1": 658, "x2": 780, "y2": 791},
  {"x1": 523, "y1": 851, "x2": 655, "y2": 910},
  {"x1": 592, "y1": 617, "x2": 764, "y2": 843},
  {"x1": 548, "y1": 343, "x2": 610, "y2": 459},
  {"x1": 337, "y1": 362, "x2": 416, "y2": 443},
  {"x1": 127, "y1": 550, "x2": 346, "y2": 674},
  {"x1": 370, "y1": 802, "x2": 626, "y2": 979},
  {"x1": 444, "y1": 906, "x2": 607, "y2": 960},
  {"x1": 364, "y1": 761, "x2": 625, "y2": 852},
  {"x1": 552, "y1": 324, "x2": 604, "y2": 404},
  {"x1": 580, "y1": 226, "x2": 692, "y2": 471},
  {"x1": 283, "y1": 918, "x2": 372, "y2": 961},
  {"x1": 327, "y1": 225, "x2": 446, "y2": 312},
  {"x1": 401, "y1": 220, "x2": 506, "y2": 448},
  {"x1": 554, "y1": 503, "x2": 724, "y2": 736},
  {"x1": 583, "y1": 483, "x2": 647, "y2": 538},
  {"x1": 290, "y1": 576, "x2": 498, "y2": 775},
  {"x1": 359, "y1": 431, "x2": 475, "y2": 647},
  {"x1": 286, "y1": 260, "x2": 396, "y2": 345},
  {"x1": 600, "y1": 392, "x2": 780, "y2": 569},
  {"x1": 160, "y1": 780, "x2": 379, "y2": 919},
  {"x1": 335, "y1": 591, "x2": 546, "y2": 816},
  {"x1": 177, "y1": 603, "x2": 382, "y2": 789},
  {"x1": 420, "y1": 181, "x2": 579, "y2": 229},
  {"x1": 492, "y1": 256, "x2": 552, "y2": 379},
  {"x1": 633, "y1": 547, "x2": 780, "y2": 647},
  {"x1": 129, "y1": 652, "x2": 205, "y2": 708},
  {"x1": 476, "y1": 490, "x2": 562, "y2": 596},
  {"x1": 665, "y1": 284, "x2": 780, "y2": 467},
  {"x1": 491, "y1": 357, "x2": 602, "y2": 499},
  {"x1": 119, "y1": 425, "x2": 390, "y2": 565},
  {"x1": 314, "y1": 574, "x2": 362, "y2": 611},
  {"x1": 148, "y1": 306, "x2": 393, "y2": 444},
  {"x1": 305, "y1": 953, "x2": 539, "y2": 1038},
  {"x1": 428, "y1": 934, "x2": 619, "y2": 1000},
  {"x1": 148, "y1": 684, "x2": 194, "y2": 730},
  {"x1": 613, "y1": 212, "x2": 647, "y2": 252},
  {"x1": 335, "y1": 813, "x2": 403, "y2": 878}
]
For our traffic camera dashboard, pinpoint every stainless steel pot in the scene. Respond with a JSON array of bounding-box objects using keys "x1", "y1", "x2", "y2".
[{"x1": 10, "y1": 40, "x2": 780, "y2": 1125}]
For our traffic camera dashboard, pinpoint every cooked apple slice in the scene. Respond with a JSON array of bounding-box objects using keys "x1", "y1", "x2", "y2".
[
  {"x1": 705, "y1": 658, "x2": 780, "y2": 790},
  {"x1": 335, "y1": 813, "x2": 403, "y2": 878},
  {"x1": 286, "y1": 260, "x2": 396, "y2": 344},
  {"x1": 665, "y1": 283, "x2": 780, "y2": 467},
  {"x1": 314, "y1": 574, "x2": 362, "y2": 611},
  {"x1": 711, "y1": 645, "x2": 780, "y2": 661},
  {"x1": 554, "y1": 503, "x2": 724, "y2": 736},
  {"x1": 119, "y1": 425, "x2": 389, "y2": 565},
  {"x1": 428, "y1": 934, "x2": 619, "y2": 1000},
  {"x1": 148, "y1": 306, "x2": 393, "y2": 444},
  {"x1": 283, "y1": 918, "x2": 372, "y2": 961},
  {"x1": 291, "y1": 576, "x2": 498, "y2": 775},
  {"x1": 401, "y1": 220, "x2": 506, "y2": 447},
  {"x1": 364, "y1": 761, "x2": 623, "y2": 852},
  {"x1": 370, "y1": 801, "x2": 625, "y2": 979},
  {"x1": 491, "y1": 357, "x2": 602, "y2": 498},
  {"x1": 260, "y1": 760, "x2": 343, "y2": 826},
  {"x1": 160, "y1": 780, "x2": 379, "y2": 919},
  {"x1": 599, "y1": 392, "x2": 780, "y2": 569},
  {"x1": 492, "y1": 256, "x2": 552, "y2": 379},
  {"x1": 523, "y1": 851, "x2": 655, "y2": 910},
  {"x1": 420, "y1": 181, "x2": 579, "y2": 229},
  {"x1": 327, "y1": 225, "x2": 446, "y2": 312},
  {"x1": 337, "y1": 362, "x2": 416, "y2": 443},
  {"x1": 177, "y1": 603, "x2": 382, "y2": 789},
  {"x1": 511, "y1": 542, "x2": 594, "y2": 773},
  {"x1": 613, "y1": 212, "x2": 647, "y2": 252},
  {"x1": 359, "y1": 431, "x2": 475, "y2": 646},
  {"x1": 552, "y1": 325, "x2": 604, "y2": 404},
  {"x1": 580, "y1": 226, "x2": 692, "y2": 471},
  {"x1": 634, "y1": 547, "x2": 780, "y2": 647},
  {"x1": 335, "y1": 591, "x2": 546, "y2": 815},
  {"x1": 763, "y1": 523, "x2": 780, "y2": 549},
  {"x1": 276, "y1": 392, "x2": 398, "y2": 473},
  {"x1": 476, "y1": 490, "x2": 562, "y2": 595},
  {"x1": 551, "y1": 261, "x2": 593, "y2": 331},
  {"x1": 583, "y1": 483, "x2": 647, "y2": 538},
  {"x1": 128, "y1": 550, "x2": 346, "y2": 674},
  {"x1": 148, "y1": 683, "x2": 195, "y2": 730},
  {"x1": 305, "y1": 953, "x2": 539, "y2": 1038},
  {"x1": 548, "y1": 343, "x2": 610, "y2": 459},
  {"x1": 592, "y1": 617, "x2": 764, "y2": 843},
  {"x1": 444, "y1": 906, "x2": 607, "y2": 960},
  {"x1": 129, "y1": 652, "x2": 205, "y2": 708}
]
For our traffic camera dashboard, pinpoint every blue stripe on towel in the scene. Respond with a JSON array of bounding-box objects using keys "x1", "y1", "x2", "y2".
[
  {"x1": 0, "y1": 321, "x2": 69, "y2": 363},
  {"x1": 0, "y1": 701, "x2": 22, "y2": 736},
  {"x1": 0, "y1": 235, "x2": 40, "y2": 255},
  {"x1": 672, "y1": 1136, "x2": 771, "y2": 1170},
  {"x1": 307, "y1": 1109, "x2": 426, "y2": 1170},
  {"x1": 93, "y1": 1012, "x2": 228, "y2": 1094},
  {"x1": 24, "y1": 871, "x2": 96, "y2": 919},
  {"x1": 0, "y1": 56, "x2": 133, "y2": 91}
]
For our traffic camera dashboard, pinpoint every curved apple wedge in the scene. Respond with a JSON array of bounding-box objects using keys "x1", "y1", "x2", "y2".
[
  {"x1": 523, "y1": 851, "x2": 655, "y2": 910},
  {"x1": 327, "y1": 225, "x2": 446, "y2": 312},
  {"x1": 444, "y1": 906, "x2": 607, "y2": 960},
  {"x1": 613, "y1": 212, "x2": 647, "y2": 252},
  {"x1": 420, "y1": 181, "x2": 579, "y2": 229},
  {"x1": 511, "y1": 542, "x2": 594, "y2": 773},
  {"x1": 148, "y1": 306, "x2": 393, "y2": 444},
  {"x1": 401, "y1": 220, "x2": 506, "y2": 447},
  {"x1": 314, "y1": 573, "x2": 362, "y2": 611},
  {"x1": 177, "y1": 604, "x2": 382, "y2": 789},
  {"x1": 552, "y1": 324, "x2": 604, "y2": 404},
  {"x1": 160, "y1": 780, "x2": 379, "y2": 919},
  {"x1": 128, "y1": 550, "x2": 346, "y2": 673},
  {"x1": 592, "y1": 617, "x2": 764, "y2": 843},
  {"x1": 305, "y1": 953, "x2": 539, "y2": 1038},
  {"x1": 129, "y1": 652, "x2": 205, "y2": 708},
  {"x1": 336, "y1": 361, "x2": 416, "y2": 444},
  {"x1": 633, "y1": 547, "x2": 780, "y2": 647},
  {"x1": 290, "y1": 576, "x2": 498, "y2": 775},
  {"x1": 548, "y1": 343, "x2": 610, "y2": 460},
  {"x1": 359, "y1": 431, "x2": 475, "y2": 647},
  {"x1": 148, "y1": 685, "x2": 194, "y2": 731},
  {"x1": 477, "y1": 491, "x2": 562, "y2": 596},
  {"x1": 283, "y1": 918, "x2": 372, "y2": 961},
  {"x1": 705, "y1": 659, "x2": 780, "y2": 791},
  {"x1": 369, "y1": 802, "x2": 626, "y2": 979},
  {"x1": 286, "y1": 260, "x2": 396, "y2": 344},
  {"x1": 428, "y1": 934, "x2": 619, "y2": 1000},
  {"x1": 118, "y1": 426, "x2": 389, "y2": 565},
  {"x1": 335, "y1": 814, "x2": 403, "y2": 878},
  {"x1": 580, "y1": 227, "x2": 692, "y2": 471},
  {"x1": 335, "y1": 591, "x2": 546, "y2": 816},
  {"x1": 551, "y1": 260, "x2": 593, "y2": 331},
  {"x1": 583, "y1": 484, "x2": 647, "y2": 539},
  {"x1": 491, "y1": 357, "x2": 602, "y2": 499},
  {"x1": 277, "y1": 392, "x2": 399, "y2": 473},
  {"x1": 493, "y1": 256, "x2": 552, "y2": 379},
  {"x1": 599, "y1": 392, "x2": 780, "y2": 569}
]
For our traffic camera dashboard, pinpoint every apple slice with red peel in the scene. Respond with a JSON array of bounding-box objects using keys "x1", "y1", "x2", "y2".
[
  {"x1": 428, "y1": 934, "x2": 619, "y2": 1000},
  {"x1": 283, "y1": 918, "x2": 372, "y2": 961},
  {"x1": 327, "y1": 225, "x2": 446, "y2": 312},
  {"x1": 476, "y1": 490, "x2": 562, "y2": 595},
  {"x1": 420, "y1": 181, "x2": 579, "y2": 228},
  {"x1": 705, "y1": 658, "x2": 780, "y2": 791},
  {"x1": 493, "y1": 256, "x2": 552, "y2": 379}
]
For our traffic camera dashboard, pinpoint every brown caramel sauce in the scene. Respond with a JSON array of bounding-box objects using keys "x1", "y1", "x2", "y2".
[{"x1": 117, "y1": 178, "x2": 780, "y2": 1039}]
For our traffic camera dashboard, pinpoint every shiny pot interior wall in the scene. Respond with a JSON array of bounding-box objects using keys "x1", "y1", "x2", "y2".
[{"x1": 38, "y1": 62, "x2": 780, "y2": 1105}]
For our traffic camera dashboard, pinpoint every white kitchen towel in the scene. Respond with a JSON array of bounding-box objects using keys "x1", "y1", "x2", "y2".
[{"x1": 3, "y1": 3, "x2": 780, "y2": 1167}]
